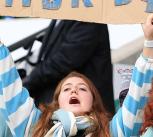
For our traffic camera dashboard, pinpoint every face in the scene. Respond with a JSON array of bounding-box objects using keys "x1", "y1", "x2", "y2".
[{"x1": 58, "y1": 77, "x2": 93, "y2": 116}]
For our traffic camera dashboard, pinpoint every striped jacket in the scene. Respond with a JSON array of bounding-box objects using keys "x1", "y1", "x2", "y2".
[{"x1": 0, "y1": 44, "x2": 153, "y2": 137}]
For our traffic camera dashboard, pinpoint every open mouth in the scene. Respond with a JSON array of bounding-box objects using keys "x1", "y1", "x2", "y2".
[{"x1": 69, "y1": 97, "x2": 80, "y2": 104}]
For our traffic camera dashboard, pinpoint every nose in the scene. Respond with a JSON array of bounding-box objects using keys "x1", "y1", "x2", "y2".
[{"x1": 71, "y1": 88, "x2": 78, "y2": 94}]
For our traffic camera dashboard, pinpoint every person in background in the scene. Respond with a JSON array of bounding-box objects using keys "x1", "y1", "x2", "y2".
[
  {"x1": 139, "y1": 14, "x2": 153, "y2": 137},
  {"x1": 22, "y1": 20, "x2": 115, "y2": 114},
  {"x1": 140, "y1": 82, "x2": 153, "y2": 137},
  {"x1": 1, "y1": 14, "x2": 153, "y2": 137}
]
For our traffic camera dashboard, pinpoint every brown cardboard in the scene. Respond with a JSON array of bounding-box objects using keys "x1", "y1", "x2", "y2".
[
  {"x1": 32, "y1": 0, "x2": 102, "y2": 23},
  {"x1": 103, "y1": 0, "x2": 149, "y2": 24},
  {"x1": 0, "y1": 0, "x2": 32, "y2": 17},
  {"x1": 0, "y1": 0, "x2": 151, "y2": 24}
]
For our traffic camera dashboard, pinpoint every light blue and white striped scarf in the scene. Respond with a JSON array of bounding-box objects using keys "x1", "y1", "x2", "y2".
[{"x1": 44, "y1": 109, "x2": 93, "y2": 137}]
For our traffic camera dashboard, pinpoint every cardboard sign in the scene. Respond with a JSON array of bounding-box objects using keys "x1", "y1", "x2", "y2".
[{"x1": 0, "y1": 0, "x2": 151, "y2": 24}]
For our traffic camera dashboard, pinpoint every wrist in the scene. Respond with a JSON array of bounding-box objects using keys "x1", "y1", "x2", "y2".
[
  {"x1": 144, "y1": 40, "x2": 153, "y2": 48},
  {"x1": 143, "y1": 40, "x2": 153, "y2": 58}
]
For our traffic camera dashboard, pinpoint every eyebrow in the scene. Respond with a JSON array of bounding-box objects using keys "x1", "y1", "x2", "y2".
[
  {"x1": 77, "y1": 83, "x2": 88, "y2": 87},
  {"x1": 63, "y1": 83, "x2": 72, "y2": 87}
]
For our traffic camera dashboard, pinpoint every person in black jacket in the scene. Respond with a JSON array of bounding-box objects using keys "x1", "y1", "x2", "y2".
[{"x1": 23, "y1": 20, "x2": 115, "y2": 114}]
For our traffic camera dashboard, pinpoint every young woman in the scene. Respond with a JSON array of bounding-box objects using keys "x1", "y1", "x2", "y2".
[{"x1": 1, "y1": 14, "x2": 153, "y2": 137}]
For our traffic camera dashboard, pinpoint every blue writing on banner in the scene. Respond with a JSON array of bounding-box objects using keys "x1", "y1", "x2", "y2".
[
  {"x1": 5, "y1": 0, "x2": 93, "y2": 9},
  {"x1": 114, "y1": 0, "x2": 131, "y2": 6},
  {"x1": 146, "y1": 0, "x2": 153, "y2": 13},
  {"x1": 72, "y1": 0, "x2": 93, "y2": 8},
  {"x1": 6, "y1": 0, "x2": 12, "y2": 6},
  {"x1": 42, "y1": 0, "x2": 62, "y2": 10},
  {"x1": 114, "y1": 0, "x2": 153, "y2": 13},
  {"x1": 6, "y1": 0, "x2": 31, "y2": 7}
]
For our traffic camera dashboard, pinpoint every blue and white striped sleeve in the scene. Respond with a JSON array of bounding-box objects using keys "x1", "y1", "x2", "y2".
[
  {"x1": 0, "y1": 44, "x2": 39, "y2": 137},
  {"x1": 110, "y1": 54, "x2": 153, "y2": 137}
]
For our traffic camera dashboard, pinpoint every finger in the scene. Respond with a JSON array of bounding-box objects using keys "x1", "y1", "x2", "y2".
[{"x1": 146, "y1": 14, "x2": 153, "y2": 25}]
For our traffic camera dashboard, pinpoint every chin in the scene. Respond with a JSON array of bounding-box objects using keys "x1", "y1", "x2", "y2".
[
  {"x1": 73, "y1": 112, "x2": 84, "y2": 116},
  {"x1": 72, "y1": 110, "x2": 85, "y2": 116},
  {"x1": 74, "y1": 111, "x2": 91, "y2": 117}
]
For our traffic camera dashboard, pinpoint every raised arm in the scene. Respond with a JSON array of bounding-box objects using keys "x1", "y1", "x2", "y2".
[
  {"x1": 110, "y1": 14, "x2": 153, "y2": 137},
  {"x1": 142, "y1": 14, "x2": 153, "y2": 58},
  {"x1": 0, "y1": 44, "x2": 40, "y2": 136}
]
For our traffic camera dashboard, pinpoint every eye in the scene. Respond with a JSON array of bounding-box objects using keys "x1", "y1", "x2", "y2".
[
  {"x1": 79, "y1": 88, "x2": 87, "y2": 91},
  {"x1": 63, "y1": 88, "x2": 71, "y2": 92}
]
